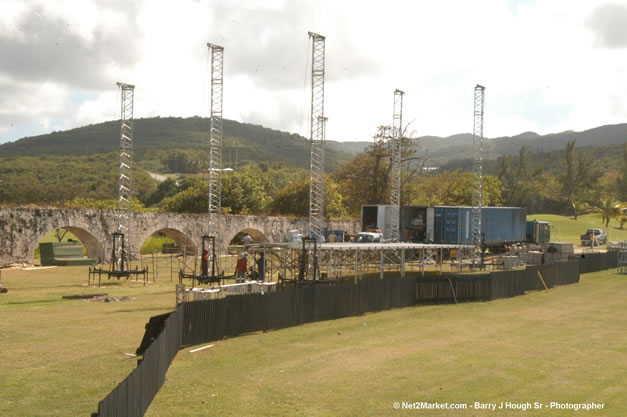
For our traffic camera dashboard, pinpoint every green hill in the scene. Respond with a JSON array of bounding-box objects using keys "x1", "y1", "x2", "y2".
[
  {"x1": 0, "y1": 117, "x2": 354, "y2": 172},
  {"x1": 1, "y1": 117, "x2": 624, "y2": 209},
  {"x1": 2, "y1": 117, "x2": 625, "y2": 170},
  {"x1": 438, "y1": 143, "x2": 626, "y2": 174},
  {"x1": 416, "y1": 123, "x2": 627, "y2": 166}
]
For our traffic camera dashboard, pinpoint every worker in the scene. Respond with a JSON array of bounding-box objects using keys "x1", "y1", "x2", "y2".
[
  {"x1": 235, "y1": 253, "x2": 247, "y2": 283},
  {"x1": 256, "y1": 252, "x2": 265, "y2": 281},
  {"x1": 201, "y1": 248, "x2": 209, "y2": 276},
  {"x1": 328, "y1": 232, "x2": 336, "y2": 243},
  {"x1": 248, "y1": 266, "x2": 258, "y2": 280},
  {"x1": 242, "y1": 233, "x2": 253, "y2": 245}
]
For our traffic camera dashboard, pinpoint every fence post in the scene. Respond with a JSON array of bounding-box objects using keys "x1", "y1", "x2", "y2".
[
  {"x1": 380, "y1": 249, "x2": 384, "y2": 280},
  {"x1": 401, "y1": 249, "x2": 406, "y2": 278}
]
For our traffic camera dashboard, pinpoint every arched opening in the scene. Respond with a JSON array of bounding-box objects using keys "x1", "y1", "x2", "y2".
[
  {"x1": 140, "y1": 228, "x2": 196, "y2": 255},
  {"x1": 33, "y1": 226, "x2": 104, "y2": 266},
  {"x1": 228, "y1": 228, "x2": 269, "y2": 246}
]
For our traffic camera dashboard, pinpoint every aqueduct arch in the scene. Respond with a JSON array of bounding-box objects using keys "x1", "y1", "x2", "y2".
[
  {"x1": 24, "y1": 212, "x2": 110, "y2": 264},
  {"x1": 30, "y1": 226, "x2": 107, "y2": 263},
  {"x1": 0, "y1": 208, "x2": 359, "y2": 264},
  {"x1": 138, "y1": 227, "x2": 197, "y2": 255},
  {"x1": 227, "y1": 228, "x2": 270, "y2": 245}
]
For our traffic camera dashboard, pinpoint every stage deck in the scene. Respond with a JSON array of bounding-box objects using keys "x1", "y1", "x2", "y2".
[{"x1": 244, "y1": 242, "x2": 474, "y2": 251}]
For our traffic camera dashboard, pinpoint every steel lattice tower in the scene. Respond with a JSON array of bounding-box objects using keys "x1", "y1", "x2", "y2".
[
  {"x1": 308, "y1": 32, "x2": 326, "y2": 239},
  {"x1": 389, "y1": 89, "x2": 404, "y2": 241},
  {"x1": 115, "y1": 82, "x2": 135, "y2": 267},
  {"x1": 471, "y1": 84, "x2": 486, "y2": 250},
  {"x1": 207, "y1": 43, "x2": 224, "y2": 238}
]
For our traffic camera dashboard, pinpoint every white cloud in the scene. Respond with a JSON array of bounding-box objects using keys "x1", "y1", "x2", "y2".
[{"x1": 1, "y1": 0, "x2": 627, "y2": 145}]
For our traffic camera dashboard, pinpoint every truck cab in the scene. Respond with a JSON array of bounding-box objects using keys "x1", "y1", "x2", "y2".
[
  {"x1": 580, "y1": 228, "x2": 607, "y2": 246},
  {"x1": 354, "y1": 232, "x2": 382, "y2": 243}
]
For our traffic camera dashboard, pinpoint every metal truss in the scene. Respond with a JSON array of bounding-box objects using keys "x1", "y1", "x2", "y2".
[
  {"x1": 115, "y1": 82, "x2": 134, "y2": 267},
  {"x1": 207, "y1": 43, "x2": 224, "y2": 239},
  {"x1": 389, "y1": 89, "x2": 404, "y2": 241},
  {"x1": 616, "y1": 242, "x2": 627, "y2": 274},
  {"x1": 172, "y1": 242, "x2": 475, "y2": 292},
  {"x1": 471, "y1": 85, "x2": 485, "y2": 252},
  {"x1": 308, "y1": 32, "x2": 326, "y2": 239}
]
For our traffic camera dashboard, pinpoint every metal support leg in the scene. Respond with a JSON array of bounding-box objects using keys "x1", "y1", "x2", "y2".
[
  {"x1": 354, "y1": 249, "x2": 359, "y2": 284},
  {"x1": 380, "y1": 248, "x2": 384, "y2": 280},
  {"x1": 401, "y1": 249, "x2": 406, "y2": 278},
  {"x1": 328, "y1": 250, "x2": 333, "y2": 279},
  {"x1": 358, "y1": 250, "x2": 363, "y2": 281}
]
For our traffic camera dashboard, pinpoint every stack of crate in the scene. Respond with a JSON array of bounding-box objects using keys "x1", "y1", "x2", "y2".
[
  {"x1": 501, "y1": 255, "x2": 522, "y2": 269},
  {"x1": 543, "y1": 242, "x2": 574, "y2": 264},
  {"x1": 616, "y1": 242, "x2": 627, "y2": 274},
  {"x1": 526, "y1": 251, "x2": 544, "y2": 265}
]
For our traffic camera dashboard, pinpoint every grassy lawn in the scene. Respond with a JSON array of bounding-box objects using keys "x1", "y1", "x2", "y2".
[
  {"x1": 33, "y1": 229, "x2": 84, "y2": 259},
  {"x1": 144, "y1": 270, "x2": 626, "y2": 417},
  {"x1": 1, "y1": 259, "x2": 625, "y2": 416},
  {"x1": 0, "y1": 265, "x2": 175, "y2": 417},
  {"x1": 32, "y1": 229, "x2": 175, "y2": 261},
  {"x1": 528, "y1": 213, "x2": 627, "y2": 249}
]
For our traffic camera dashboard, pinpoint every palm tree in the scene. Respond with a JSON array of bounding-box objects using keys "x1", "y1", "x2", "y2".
[
  {"x1": 571, "y1": 201, "x2": 589, "y2": 220},
  {"x1": 596, "y1": 197, "x2": 621, "y2": 227},
  {"x1": 618, "y1": 205, "x2": 627, "y2": 230}
]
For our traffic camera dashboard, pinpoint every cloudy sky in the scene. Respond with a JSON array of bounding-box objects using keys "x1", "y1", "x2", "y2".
[{"x1": 1, "y1": 0, "x2": 627, "y2": 145}]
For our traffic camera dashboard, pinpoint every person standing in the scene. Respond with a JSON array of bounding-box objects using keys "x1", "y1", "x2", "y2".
[
  {"x1": 241, "y1": 233, "x2": 253, "y2": 245},
  {"x1": 201, "y1": 248, "x2": 209, "y2": 276},
  {"x1": 235, "y1": 253, "x2": 247, "y2": 283},
  {"x1": 256, "y1": 252, "x2": 265, "y2": 281}
]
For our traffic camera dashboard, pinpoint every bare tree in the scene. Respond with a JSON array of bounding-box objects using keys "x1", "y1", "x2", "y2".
[{"x1": 54, "y1": 228, "x2": 68, "y2": 242}]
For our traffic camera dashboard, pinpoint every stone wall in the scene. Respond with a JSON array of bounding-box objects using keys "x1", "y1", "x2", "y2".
[{"x1": 0, "y1": 208, "x2": 359, "y2": 264}]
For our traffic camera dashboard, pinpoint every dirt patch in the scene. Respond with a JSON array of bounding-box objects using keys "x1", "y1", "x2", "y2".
[
  {"x1": 62, "y1": 293, "x2": 107, "y2": 300},
  {"x1": 88, "y1": 295, "x2": 136, "y2": 303},
  {"x1": 1, "y1": 263, "x2": 56, "y2": 270}
]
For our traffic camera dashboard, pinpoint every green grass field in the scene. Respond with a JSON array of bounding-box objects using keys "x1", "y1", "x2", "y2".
[
  {"x1": 528, "y1": 213, "x2": 627, "y2": 248},
  {"x1": 0, "y1": 263, "x2": 625, "y2": 416},
  {"x1": 33, "y1": 229, "x2": 175, "y2": 261},
  {"x1": 146, "y1": 271, "x2": 626, "y2": 417},
  {"x1": 33, "y1": 229, "x2": 84, "y2": 259},
  {"x1": 0, "y1": 266, "x2": 175, "y2": 417}
]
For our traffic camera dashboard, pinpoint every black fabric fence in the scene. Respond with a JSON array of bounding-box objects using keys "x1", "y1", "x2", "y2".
[
  {"x1": 182, "y1": 276, "x2": 416, "y2": 346},
  {"x1": 572, "y1": 251, "x2": 618, "y2": 274},
  {"x1": 95, "y1": 306, "x2": 183, "y2": 417},
  {"x1": 417, "y1": 260, "x2": 581, "y2": 304},
  {"x1": 416, "y1": 274, "x2": 492, "y2": 304},
  {"x1": 95, "y1": 252, "x2": 616, "y2": 416}
]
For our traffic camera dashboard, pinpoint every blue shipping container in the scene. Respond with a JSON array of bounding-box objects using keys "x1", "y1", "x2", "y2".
[{"x1": 433, "y1": 206, "x2": 526, "y2": 245}]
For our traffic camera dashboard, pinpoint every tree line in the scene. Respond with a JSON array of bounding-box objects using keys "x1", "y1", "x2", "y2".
[{"x1": 1, "y1": 131, "x2": 625, "y2": 226}]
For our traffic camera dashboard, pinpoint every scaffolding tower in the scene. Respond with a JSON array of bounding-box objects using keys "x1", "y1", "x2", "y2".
[
  {"x1": 389, "y1": 89, "x2": 405, "y2": 241},
  {"x1": 471, "y1": 84, "x2": 486, "y2": 254},
  {"x1": 115, "y1": 82, "x2": 135, "y2": 266},
  {"x1": 308, "y1": 32, "x2": 327, "y2": 240},
  {"x1": 207, "y1": 43, "x2": 224, "y2": 239},
  {"x1": 88, "y1": 82, "x2": 148, "y2": 285}
]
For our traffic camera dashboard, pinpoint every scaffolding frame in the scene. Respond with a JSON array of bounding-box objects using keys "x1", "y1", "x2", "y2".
[
  {"x1": 88, "y1": 82, "x2": 148, "y2": 285},
  {"x1": 471, "y1": 85, "x2": 486, "y2": 256},
  {"x1": 615, "y1": 242, "x2": 627, "y2": 274},
  {"x1": 389, "y1": 89, "x2": 405, "y2": 241},
  {"x1": 308, "y1": 32, "x2": 327, "y2": 239},
  {"x1": 115, "y1": 82, "x2": 135, "y2": 266},
  {"x1": 228, "y1": 242, "x2": 474, "y2": 284},
  {"x1": 207, "y1": 43, "x2": 224, "y2": 239}
]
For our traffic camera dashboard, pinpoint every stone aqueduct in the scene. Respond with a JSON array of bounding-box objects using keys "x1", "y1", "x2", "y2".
[{"x1": 0, "y1": 208, "x2": 359, "y2": 265}]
